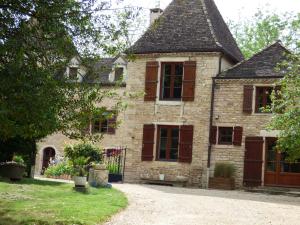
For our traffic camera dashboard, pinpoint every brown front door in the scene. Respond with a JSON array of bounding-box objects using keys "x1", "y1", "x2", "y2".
[
  {"x1": 41, "y1": 147, "x2": 56, "y2": 174},
  {"x1": 243, "y1": 137, "x2": 264, "y2": 187},
  {"x1": 264, "y1": 138, "x2": 300, "y2": 187}
]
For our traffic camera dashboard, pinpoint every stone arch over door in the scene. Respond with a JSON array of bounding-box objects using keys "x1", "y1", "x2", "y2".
[{"x1": 41, "y1": 147, "x2": 56, "y2": 174}]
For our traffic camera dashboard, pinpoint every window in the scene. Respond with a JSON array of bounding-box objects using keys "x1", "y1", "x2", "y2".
[
  {"x1": 115, "y1": 67, "x2": 124, "y2": 81},
  {"x1": 218, "y1": 127, "x2": 233, "y2": 145},
  {"x1": 157, "y1": 126, "x2": 179, "y2": 161},
  {"x1": 69, "y1": 67, "x2": 78, "y2": 80},
  {"x1": 160, "y1": 63, "x2": 183, "y2": 100},
  {"x1": 93, "y1": 119, "x2": 109, "y2": 133},
  {"x1": 255, "y1": 87, "x2": 273, "y2": 113}
]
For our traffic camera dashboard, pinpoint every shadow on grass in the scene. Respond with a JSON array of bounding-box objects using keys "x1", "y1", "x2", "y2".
[{"x1": 0, "y1": 177, "x2": 65, "y2": 186}]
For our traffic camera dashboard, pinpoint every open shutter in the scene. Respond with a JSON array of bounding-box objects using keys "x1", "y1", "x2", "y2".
[
  {"x1": 141, "y1": 124, "x2": 155, "y2": 161},
  {"x1": 179, "y1": 125, "x2": 193, "y2": 163},
  {"x1": 108, "y1": 114, "x2": 117, "y2": 134},
  {"x1": 182, "y1": 61, "x2": 196, "y2": 101},
  {"x1": 209, "y1": 126, "x2": 217, "y2": 144},
  {"x1": 233, "y1": 126, "x2": 243, "y2": 146},
  {"x1": 144, "y1": 61, "x2": 159, "y2": 101},
  {"x1": 243, "y1": 85, "x2": 253, "y2": 113}
]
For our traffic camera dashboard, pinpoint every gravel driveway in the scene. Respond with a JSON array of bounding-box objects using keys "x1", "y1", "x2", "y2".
[{"x1": 105, "y1": 184, "x2": 300, "y2": 225}]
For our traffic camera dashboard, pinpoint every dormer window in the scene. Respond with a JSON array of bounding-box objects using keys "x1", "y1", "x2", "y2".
[
  {"x1": 115, "y1": 67, "x2": 124, "y2": 81},
  {"x1": 69, "y1": 67, "x2": 78, "y2": 80}
]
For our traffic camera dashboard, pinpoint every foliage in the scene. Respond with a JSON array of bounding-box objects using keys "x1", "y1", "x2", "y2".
[
  {"x1": 12, "y1": 155, "x2": 25, "y2": 166},
  {"x1": 0, "y1": 0, "x2": 140, "y2": 143},
  {"x1": 229, "y1": 10, "x2": 300, "y2": 58},
  {"x1": 0, "y1": 178, "x2": 128, "y2": 225},
  {"x1": 268, "y1": 53, "x2": 300, "y2": 160},
  {"x1": 44, "y1": 161, "x2": 73, "y2": 177},
  {"x1": 214, "y1": 162, "x2": 236, "y2": 178},
  {"x1": 107, "y1": 163, "x2": 120, "y2": 174}
]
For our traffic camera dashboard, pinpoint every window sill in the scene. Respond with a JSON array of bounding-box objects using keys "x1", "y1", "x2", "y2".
[
  {"x1": 156, "y1": 159, "x2": 178, "y2": 162},
  {"x1": 156, "y1": 101, "x2": 182, "y2": 106},
  {"x1": 252, "y1": 112, "x2": 272, "y2": 116},
  {"x1": 214, "y1": 144, "x2": 236, "y2": 149}
]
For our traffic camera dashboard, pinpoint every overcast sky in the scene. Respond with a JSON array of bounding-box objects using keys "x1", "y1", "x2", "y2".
[{"x1": 122, "y1": 0, "x2": 300, "y2": 21}]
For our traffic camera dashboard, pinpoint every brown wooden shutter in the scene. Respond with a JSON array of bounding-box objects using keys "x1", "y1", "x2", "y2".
[
  {"x1": 209, "y1": 126, "x2": 217, "y2": 144},
  {"x1": 243, "y1": 85, "x2": 254, "y2": 113},
  {"x1": 141, "y1": 124, "x2": 155, "y2": 161},
  {"x1": 233, "y1": 126, "x2": 243, "y2": 146},
  {"x1": 182, "y1": 61, "x2": 196, "y2": 101},
  {"x1": 108, "y1": 114, "x2": 117, "y2": 134},
  {"x1": 144, "y1": 61, "x2": 159, "y2": 101},
  {"x1": 179, "y1": 125, "x2": 193, "y2": 163}
]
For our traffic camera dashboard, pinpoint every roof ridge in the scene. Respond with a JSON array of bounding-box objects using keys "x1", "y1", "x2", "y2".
[
  {"x1": 200, "y1": 0, "x2": 222, "y2": 48},
  {"x1": 218, "y1": 40, "x2": 285, "y2": 76}
]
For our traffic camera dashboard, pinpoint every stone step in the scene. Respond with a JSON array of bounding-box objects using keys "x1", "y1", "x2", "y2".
[{"x1": 245, "y1": 186, "x2": 300, "y2": 197}]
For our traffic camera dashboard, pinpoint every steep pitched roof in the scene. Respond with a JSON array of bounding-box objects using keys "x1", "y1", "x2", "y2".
[
  {"x1": 129, "y1": 0, "x2": 243, "y2": 62},
  {"x1": 217, "y1": 41, "x2": 289, "y2": 79}
]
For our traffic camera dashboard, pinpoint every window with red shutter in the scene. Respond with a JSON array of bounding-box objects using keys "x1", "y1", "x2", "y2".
[
  {"x1": 142, "y1": 124, "x2": 155, "y2": 161},
  {"x1": 233, "y1": 126, "x2": 243, "y2": 146},
  {"x1": 255, "y1": 86, "x2": 273, "y2": 113},
  {"x1": 243, "y1": 85, "x2": 254, "y2": 114},
  {"x1": 93, "y1": 111, "x2": 117, "y2": 135},
  {"x1": 107, "y1": 114, "x2": 117, "y2": 134},
  {"x1": 179, "y1": 125, "x2": 193, "y2": 163},
  {"x1": 157, "y1": 125, "x2": 180, "y2": 161},
  {"x1": 218, "y1": 127, "x2": 233, "y2": 145},
  {"x1": 145, "y1": 61, "x2": 159, "y2": 101},
  {"x1": 182, "y1": 61, "x2": 196, "y2": 101},
  {"x1": 210, "y1": 126, "x2": 217, "y2": 144}
]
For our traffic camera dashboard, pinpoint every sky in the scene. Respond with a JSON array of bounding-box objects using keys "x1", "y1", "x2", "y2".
[{"x1": 122, "y1": 0, "x2": 300, "y2": 21}]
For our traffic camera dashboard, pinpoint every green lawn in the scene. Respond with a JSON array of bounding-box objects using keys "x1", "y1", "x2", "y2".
[{"x1": 0, "y1": 178, "x2": 127, "y2": 225}]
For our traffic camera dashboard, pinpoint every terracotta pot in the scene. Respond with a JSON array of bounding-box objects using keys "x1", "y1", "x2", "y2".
[
  {"x1": 209, "y1": 177, "x2": 235, "y2": 190},
  {"x1": 0, "y1": 162, "x2": 26, "y2": 181},
  {"x1": 74, "y1": 176, "x2": 87, "y2": 187}
]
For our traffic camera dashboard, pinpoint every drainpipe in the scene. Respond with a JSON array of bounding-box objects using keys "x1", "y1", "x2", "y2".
[{"x1": 206, "y1": 53, "x2": 223, "y2": 188}]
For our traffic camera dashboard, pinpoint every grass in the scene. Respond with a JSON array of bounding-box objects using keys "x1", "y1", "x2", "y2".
[{"x1": 0, "y1": 178, "x2": 127, "y2": 225}]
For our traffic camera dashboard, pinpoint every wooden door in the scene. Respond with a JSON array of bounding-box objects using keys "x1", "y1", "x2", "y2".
[
  {"x1": 265, "y1": 138, "x2": 300, "y2": 187},
  {"x1": 243, "y1": 137, "x2": 264, "y2": 186}
]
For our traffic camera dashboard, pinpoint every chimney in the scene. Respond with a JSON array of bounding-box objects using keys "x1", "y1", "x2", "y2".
[{"x1": 150, "y1": 8, "x2": 163, "y2": 25}]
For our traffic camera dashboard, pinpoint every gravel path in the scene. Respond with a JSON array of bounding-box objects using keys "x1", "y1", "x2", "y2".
[{"x1": 105, "y1": 184, "x2": 300, "y2": 225}]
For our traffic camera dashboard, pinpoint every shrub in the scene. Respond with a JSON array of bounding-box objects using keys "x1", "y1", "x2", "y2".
[
  {"x1": 214, "y1": 162, "x2": 236, "y2": 178},
  {"x1": 12, "y1": 155, "x2": 25, "y2": 165},
  {"x1": 44, "y1": 161, "x2": 73, "y2": 177}
]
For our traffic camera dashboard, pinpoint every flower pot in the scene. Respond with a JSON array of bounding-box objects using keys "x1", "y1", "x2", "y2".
[
  {"x1": 159, "y1": 174, "x2": 165, "y2": 181},
  {"x1": 209, "y1": 177, "x2": 235, "y2": 190},
  {"x1": 74, "y1": 176, "x2": 87, "y2": 187},
  {"x1": 0, "y1": 162, "x2": 26, "y2": 181}
]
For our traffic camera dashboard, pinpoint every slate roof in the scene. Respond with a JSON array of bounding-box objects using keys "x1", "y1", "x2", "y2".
[
  {"x1": 128, "y1": 0, "x2": 243, "y2": 62},
  {"x1": 217, "y1": 41, "x2": 289, "y2": 79}
]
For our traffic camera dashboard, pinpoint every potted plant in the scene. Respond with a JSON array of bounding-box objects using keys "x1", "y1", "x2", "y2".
[
  {"x1": 72, "y1": 157, "x2": 89, "y2": 187},
  {"x1": 0, "y1": 155, "x2": 26, "y2": 181},
  {"x1": 209, "y1": 162, "x2": 236, "y2": 190}
]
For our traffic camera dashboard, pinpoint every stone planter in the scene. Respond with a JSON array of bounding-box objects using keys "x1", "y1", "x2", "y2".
[
  {"x1": 209, "y1": 177, "x2": 235, "y2": 190},
  {"x1": 74, "y1": 176, "x2": 87, "y2": 187},
  {"x1": 0, "y1": 162, "x2": 26, "y2": 181},
  {"x1": 88, "y1": 166, "x2": 108, "y2": 187}
]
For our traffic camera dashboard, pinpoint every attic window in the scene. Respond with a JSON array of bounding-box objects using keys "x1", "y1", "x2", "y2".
[
  {"x1": 115, "y1": 67, "x2": 124, "y2": 81},
  {"x1": 69, "y1": 67, "x2": 78, "y2": 80}
]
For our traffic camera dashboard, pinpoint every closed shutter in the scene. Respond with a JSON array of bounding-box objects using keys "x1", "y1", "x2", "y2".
[
  {"x1": 210, "y1": 126, "x2": 217, "y2": 144},
  {"x1": 108, "y1": 114, "x2": 117, "y2": 134},
  {"x1": 182, "y1": 61, "x2": 196, "y2": 101},
  {"x1": 243, "y1": 85, "x2": 254, "y2": 113},
  {"x1": 144, "y1": 61, "x2": 159, "y2": 101},
  {"x1": 233, "y1": 126, "x2": 243, "y2": 146},
  {"x1": 141, "y1": 124, "x2": 155, "y2": 161},
  {"x1": 179, "y1": 125, "x2": 193, "y2": 163}
]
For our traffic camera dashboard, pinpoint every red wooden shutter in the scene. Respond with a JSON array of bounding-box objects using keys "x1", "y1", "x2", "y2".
[
  {"x1": 243, "y1": 85, "x2": 253, "y2": 113},
  {"x1": 108, "y1": 114, "x2": 117, "y2": 134},
  {"x1": 233, "y1": 126, "x2": 243, "y2": 146},
  {"x1": 179, "y1": 125, "x2": 193, "y2": 163},
  {"x1": 182, "y1": 61, "x2": 196, "y2": 101},
  {"x1": 144, "y1": 61, "x2": 159, "y2": 101},
  {"x1": 209, "y1": 126, "x2": 217, "y2": 144},
  {"x1": 141, "y1": 124, "x2": 155, "y2": 161}
]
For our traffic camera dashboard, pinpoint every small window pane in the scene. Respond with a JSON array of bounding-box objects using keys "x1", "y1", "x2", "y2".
[
  {"x1": 170, "y1": 148, "x2": 178, "y2": 160},
  {"x1": 164, "y1": 64, "x2": 171, "y2": 75},
  {"x1": 115, "y1": 67, "x2": 124, "y2": 81},
  {"x1": 161, "y1": 128, "x2": 168, "y2": 138},
  {"x1": 218, "y1": 127, "x2": 233, "y2": 145},
  {"x1": 69, "y1": 67, "x2": 78, "y2": 80},
  {"x1": 175, "y1": 64, "x2": 183, "y2": 75}
]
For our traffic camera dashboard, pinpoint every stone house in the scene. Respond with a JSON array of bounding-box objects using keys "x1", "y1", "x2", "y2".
[{"x1": 36, "y1": 0, "x2": 300, "y2": 188}]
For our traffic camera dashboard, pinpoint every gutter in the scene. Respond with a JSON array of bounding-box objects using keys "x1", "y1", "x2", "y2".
[{"x1": 206, "y1": 54, "x2": 222, "y2": 187}]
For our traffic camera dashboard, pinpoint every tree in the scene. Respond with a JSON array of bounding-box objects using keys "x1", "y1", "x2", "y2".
[
  {"x1": 0, "y1": 1, "x2": 139, "y2": 163},
  {"x1": 229, "y1": 10, "x2": 300, "y2": 58}
]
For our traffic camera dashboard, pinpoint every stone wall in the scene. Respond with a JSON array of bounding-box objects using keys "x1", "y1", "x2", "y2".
[
  {"x1": 210, "y1": 78, "x2": 280, "y2": 187},
  {"x1": 123, "y1": 52, "x2": 228, "y2": 187}
]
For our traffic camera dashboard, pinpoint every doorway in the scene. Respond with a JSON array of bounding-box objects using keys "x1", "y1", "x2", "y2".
[
  {"x1": 41, "y1": 147, "x2": 56, "y2": 174},
  {"x1": 264, "y1": 137, "x2": 300, "y2": 187}
]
